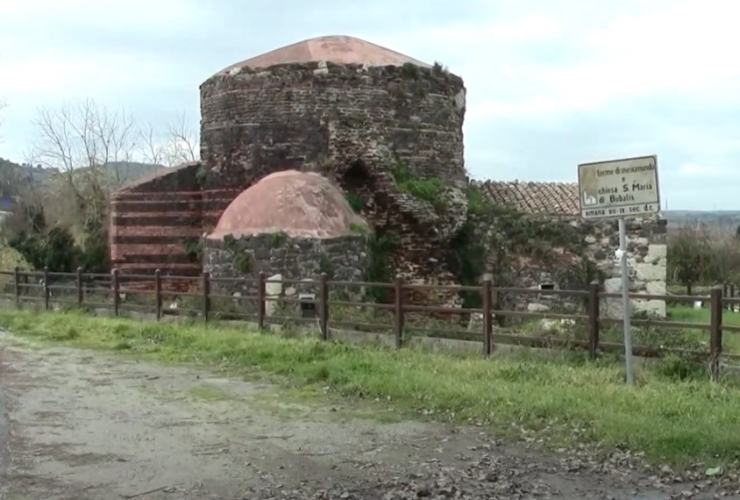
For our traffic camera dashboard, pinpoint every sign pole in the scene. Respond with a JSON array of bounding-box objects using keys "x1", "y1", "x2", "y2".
[
  {"x1": 578, "y1": 154, "x2": 658, "y2": 386},
  {"x1": 618, "y1": 218, "x2": 634, "y2": 385}
]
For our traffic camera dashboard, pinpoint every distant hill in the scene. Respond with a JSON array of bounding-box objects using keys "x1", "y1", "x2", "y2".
[
  {"x1": 0, "y1": 158, "x2": 57, "y2": 197},
  {"x1": 0, "y1": 158, "x2": 163, "y2": 196},
  {"x1": 663, "y1": 210, "x2": 740, "y2": 236},
  {"x1": 103, "y1": 161, "x2": 166, "y2": 186}
]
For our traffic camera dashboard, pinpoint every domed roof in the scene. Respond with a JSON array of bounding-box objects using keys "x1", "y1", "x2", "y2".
[
  {"x1": 217, "y1": 35, "x2": 430, "y2": 74},
  {"x1": 208, "y1": 170, "x2": 364, "y2": 240}
]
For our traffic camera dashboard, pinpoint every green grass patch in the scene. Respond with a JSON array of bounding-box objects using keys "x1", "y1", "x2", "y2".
[
  {"x1": 390, "y1": 162, "x2": 445, "y2": 210},
  {"x1": 1, "y1": 309, "x2": 739, "y2": 468},
  {"x1": 668, "y1": 305, "x2": 740, "y2": 353}
]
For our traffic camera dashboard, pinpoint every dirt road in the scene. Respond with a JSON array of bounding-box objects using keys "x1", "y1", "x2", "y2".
[{"x1": 0, "y1": 331, "x2": 736, "y2": 499}]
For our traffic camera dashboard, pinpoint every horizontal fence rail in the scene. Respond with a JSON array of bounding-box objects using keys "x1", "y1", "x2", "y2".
[{"x1": 0, "y1": 268, "x2": 735, "y2": 380}]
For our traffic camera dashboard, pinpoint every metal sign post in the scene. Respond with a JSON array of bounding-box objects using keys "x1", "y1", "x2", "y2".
[
  {"x1": 618, "y1": 218, "x2": 634, "y2": 384},
  {"x1": 578, "y1": 155, "x2": 660, "y2": 385}
]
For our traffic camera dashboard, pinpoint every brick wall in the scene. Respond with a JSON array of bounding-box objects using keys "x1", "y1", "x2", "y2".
[{"x1": 109, "y1": 162, "x2": 240, "y2": 276}]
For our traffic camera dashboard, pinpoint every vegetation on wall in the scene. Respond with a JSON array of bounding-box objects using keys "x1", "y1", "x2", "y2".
[
  {"x1": 344, "y1": 192, "x2": 365, "y2": 213},
  {"x1": 448, "y1": 184, "x2": 599, "y2": 303},
  {"x1": 448, "y1": 220, "x2": 487, "y2": 307},
  {"x1": 366, "y1": 231, "x2": 399, "y2": 301},
  {"x1": 390, "y1": 162, "x2": 445, "y2": 212},
  {"x1": 270, "y1": 231, "x2": 289, "y2": 249},
  {"x1": 184, "y1": 239, "x2": 204, "y2": 262},
  {"x1": 319, "y1": 253, "x2": 334, "y2": 278},
  {"x1": 234, "y1": 252, "x2": 252, "y2": 274}
]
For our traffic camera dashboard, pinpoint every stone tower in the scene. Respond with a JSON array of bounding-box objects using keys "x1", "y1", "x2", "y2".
[
  {"x1": 111, "y1": 36, "x2": 468, "y2": 282},
  {"x1": 199, "y1": 35, "x2": 466, "y2": 190}
]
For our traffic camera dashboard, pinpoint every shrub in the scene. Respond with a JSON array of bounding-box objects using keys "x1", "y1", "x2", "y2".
[
  {"x1": 234, "y1": 252, "x2": 252, "y2": 274},
  {"x1": 345, "y1": 192, "x2": 365, "y2": 213},
  {"x1": 270, "y1": 231, "x2": 288, "y2": 249},
  {"x1": 319, "y1": 253, "x2": 334, "y2": 278},
  {"x1": 390, "y1": 162, "x2": 445, "y2": 210},
  {"x1": 366, "y1": 232, "x2": 400, "y2": 302}
]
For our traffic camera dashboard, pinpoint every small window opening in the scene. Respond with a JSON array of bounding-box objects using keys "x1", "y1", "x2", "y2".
[{"x1": 299, "y1": 293, "x2": 317, "y2": 318}]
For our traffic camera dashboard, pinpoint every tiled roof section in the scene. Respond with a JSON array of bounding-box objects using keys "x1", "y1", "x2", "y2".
[
  {"x1": 219, "y1": 35, "x2": 430, "y2": 75},
  {"x1": 480, "y1": 180, "x2": 580, "y2": 216}
]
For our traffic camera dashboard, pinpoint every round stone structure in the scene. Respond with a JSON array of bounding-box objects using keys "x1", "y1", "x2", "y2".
[
  {"x1": 199, "y1": 35, "x2": 466, "y2": 190},
  {"x1": 204, "y1": 170, "x2": 367, "y2": 285}
]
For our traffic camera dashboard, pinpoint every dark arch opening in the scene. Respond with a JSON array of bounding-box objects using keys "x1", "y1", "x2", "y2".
[{"x1": 342, "y1": 160, "x2": 373, "y2": 190}]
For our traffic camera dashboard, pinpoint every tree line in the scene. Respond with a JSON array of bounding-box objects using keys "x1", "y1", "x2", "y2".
[
  {"x1": 0, "y1": 99, "x2": 199, "y2": 272},
  {"x1": 668, "y1": 227, "x2": 740, "y2": 294}
]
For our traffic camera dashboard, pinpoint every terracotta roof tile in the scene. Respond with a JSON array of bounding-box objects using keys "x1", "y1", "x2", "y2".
[
  {"x1": 218, "y1": 35, "x2": 430, "y2": 75},
  {"x1": 480, "y1": 180, "x2": 580, "y2": 216}
]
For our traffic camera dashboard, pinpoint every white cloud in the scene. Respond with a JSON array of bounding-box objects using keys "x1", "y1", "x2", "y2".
[{"x1": 2, "y1": 0, "x2": 740, "y2": 208}]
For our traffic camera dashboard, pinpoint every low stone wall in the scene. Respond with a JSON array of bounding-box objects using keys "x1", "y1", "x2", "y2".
[
  {"x1": 204, "y1": 233, "x2": 367, "y2": 295},
  {"x1": 493, "y1": 217, "x2": 668, "y2": 319}
]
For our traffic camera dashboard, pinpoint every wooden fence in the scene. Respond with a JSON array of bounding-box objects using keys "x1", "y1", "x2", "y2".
[{"x1": 0, "y1": 267, "x2": 737, "y2": 380}]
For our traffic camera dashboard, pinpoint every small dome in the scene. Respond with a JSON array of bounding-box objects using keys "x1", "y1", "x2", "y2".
[
  {"x1": 217, "y1": 35, "x2": 430, "y2": 74},
  {"x1": 208, "y1": 170, "x2": 364, "y2": 240}
]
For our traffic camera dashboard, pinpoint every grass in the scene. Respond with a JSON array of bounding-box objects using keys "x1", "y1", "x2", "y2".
[
  {"x1": 668, "y1": 305, "x2": 740, "y2": 353},
  {"x1": 0, "y1": 309, "x2": 739, "y2": 469}
]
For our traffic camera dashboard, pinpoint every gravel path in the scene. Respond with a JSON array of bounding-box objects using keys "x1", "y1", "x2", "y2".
[{"x1": 0, "y1": 331, "x2": 737, "y2": 499}]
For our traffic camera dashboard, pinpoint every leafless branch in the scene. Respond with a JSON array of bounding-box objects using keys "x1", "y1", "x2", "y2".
[
  {"x1": 165, "y1": 111, "x2": 199, "y2": 165},
  {"x1": 138, "y1": 122, "x2": 166, "y2": 166}
]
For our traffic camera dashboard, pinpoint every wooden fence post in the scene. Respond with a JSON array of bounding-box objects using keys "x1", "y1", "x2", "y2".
[
  {"x1": 257, "y1": 272, "x2": 266, "y2": 330},
  {"x1": 76, "y1": 267, "x2": 84, "y2": 308},
  {"x1": 588, "y1": 281, "x2": 600, "y2": 359},
  {"x1": 14, "y1": 267, "x2": 20, "y2": 308},
  {"x1": 202, "y1": 271, "x2": 210, "y2": 324},
  {"x1": 43, "y1": 266, "x2": 50, "y2": 311},
  {"x1": 154, "y1": 269, "x2": 162, "y2": 321},
  {"x1": 710, "y1": 285, "x2": 723, "y2": 381},
  {"x1": 482, "y1": 279, "x2": 493, "y2": 357},
  {"x1": 319, "y1": 273, "x2": 329, "y2": 341},
  {"x1": 112, "y1": 268, "x2": 120, "y2": 317},
  {"x1": 394, "y1": 277, "x2": 404, "y2": 349}
]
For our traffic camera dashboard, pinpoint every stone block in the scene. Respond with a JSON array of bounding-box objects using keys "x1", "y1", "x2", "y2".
[
  {"x1": 265, "y1": 274, "x2": 283, "y2": 316},
  {"x1": 527, "y1": 302, "x2": 551, "y2": 313},
  {"x1": 646, "y1": 244, "x2": 667, "y2": 264},
  {"x1": 634, "y1": 263, "x2": 665, "y2": 282}
]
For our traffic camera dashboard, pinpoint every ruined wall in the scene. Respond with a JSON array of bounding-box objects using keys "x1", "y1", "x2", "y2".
[
  {"x1": 200, "y1": 62, "x2": 466, "y2": 190},
  {"x1": 199, "y1": 61, "x2": 467, "y2": 286},
  {"x1": 591, "y1": 218, "x2": 668, "y2": 318},
  {"x1": 109, "y1": 162, "x2": 240, "y2": 276},
  {"x1": 492, "y1": 216, "x2": 668, "y2": 318}
]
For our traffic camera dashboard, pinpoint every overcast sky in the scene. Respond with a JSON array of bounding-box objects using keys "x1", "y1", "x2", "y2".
[{"x1": 1, "y1": 0, "x2": 739, "y2": 210}]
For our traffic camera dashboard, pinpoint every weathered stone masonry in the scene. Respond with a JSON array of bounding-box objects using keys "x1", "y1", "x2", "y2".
[
  {"x1": 479, "y1": 181, "x2": 668, "y2": 318},
  {"x1": 112, "y1": 36, "x2": 469, "y2": 284},
  {"x1": 206, "y1": 234, "x2": 366, "y2": 291},
  {"x1": 199, "y1": 62, "x2": 466, "y2": 190}
]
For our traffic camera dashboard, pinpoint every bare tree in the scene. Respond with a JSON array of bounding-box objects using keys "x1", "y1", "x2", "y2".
[
  {"x1": 139, "y1": 122, "x2": 166, "y2": 166},
  {"x1": 139, "y1": 112, "x2": 199, "y2": 167},
  {"x1": 32, "y1": 100, "x2": 136, "y2": 228},
  {"x1": 165, "y1": 112, "x2": 199, "y2": 165}
]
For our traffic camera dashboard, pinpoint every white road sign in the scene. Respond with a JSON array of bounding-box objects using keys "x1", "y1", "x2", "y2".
[{"x1": 578, "y1": 155, "x2": 660, "y2": 219}]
